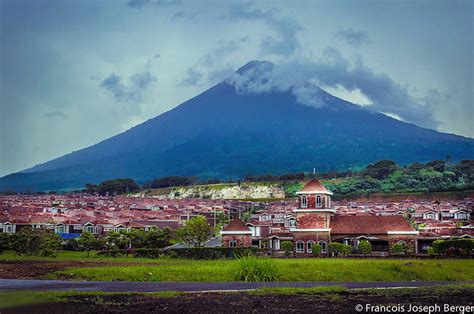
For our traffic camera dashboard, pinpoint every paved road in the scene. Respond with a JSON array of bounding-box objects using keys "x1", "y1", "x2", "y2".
[{"x1": 0, "y1": 279, "x2": 471, "y2": 293}]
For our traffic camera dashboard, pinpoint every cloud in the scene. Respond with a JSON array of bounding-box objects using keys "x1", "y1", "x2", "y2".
[
  {"x1": 225, "y1": 48, "x2": 439, "y2": 129},
  {"x1": 100, "y1": 71, "x2": 157, "y2": 103},
  {"x1": 126, "y1": 0, "x2": 181, "y2": 9},
  {"x1": 336, "y1": 28, "x2": 371, "y2": 47},
  {"x1": 180, "y1": 37, "x2": 249, "y2": 87},
  {"x1": 43, "y1": 111, "x2": 68, "y2": 120},
  {"x1": 228, "y1": 4, "x2": 301, "y2": 57}
]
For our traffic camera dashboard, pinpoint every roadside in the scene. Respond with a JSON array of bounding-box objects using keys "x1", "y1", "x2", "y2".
[{"x1": 1, "y1": 285, "x2": 473, "y2": 313}]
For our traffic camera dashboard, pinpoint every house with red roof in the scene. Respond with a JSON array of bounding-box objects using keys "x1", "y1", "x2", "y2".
[{"x1": 221, "y1": 179, "x2": 420, "y2": 256}]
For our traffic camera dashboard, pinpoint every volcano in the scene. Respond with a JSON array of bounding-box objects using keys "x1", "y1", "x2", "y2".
[{"x1": 1, "y1": 61, "x2": 473, "y2": 191}]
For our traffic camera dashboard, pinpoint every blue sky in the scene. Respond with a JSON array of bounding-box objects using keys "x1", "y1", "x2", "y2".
[{"x1": 0, "y1": 0, "x2": 472, "y2": 176}]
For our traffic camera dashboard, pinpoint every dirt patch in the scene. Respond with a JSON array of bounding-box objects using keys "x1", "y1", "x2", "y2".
[
  {"x1": 0, "y1": 260, "x2": 158, "y2": 280},
  {"x1": 4, "y1": 288, "x2": 474, "y2": 313}
]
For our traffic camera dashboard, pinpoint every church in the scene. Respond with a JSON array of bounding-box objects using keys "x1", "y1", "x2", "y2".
[{"x1": 221, "y1": 179, "x2": 419, "y2": 256}]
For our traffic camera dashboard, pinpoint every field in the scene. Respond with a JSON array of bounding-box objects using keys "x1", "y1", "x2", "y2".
[
  {"x1": 1, "y1": 285, "x2": 473, "y2": 313},
  {"x1": 1, "y1": 251, "x2": 473, "y2": 282}
]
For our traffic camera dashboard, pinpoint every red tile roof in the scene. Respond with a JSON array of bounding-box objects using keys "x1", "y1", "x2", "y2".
[
  {"x1": 330, "y1": 215, "x2": 415, "y2": 234},
  {"x1": 298, "y1": 179, "x2": 332, "y2": 194},
  {"x1": 222, "y1": 218, "x2": 251, "y2": 232}
]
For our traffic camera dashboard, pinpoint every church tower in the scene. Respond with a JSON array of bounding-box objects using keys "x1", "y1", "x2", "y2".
[{"x1": 291, "y1": 179, "x2": 335, "y2": 256}]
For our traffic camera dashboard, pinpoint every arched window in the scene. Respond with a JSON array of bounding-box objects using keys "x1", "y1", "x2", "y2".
[
  {"x1": 397, "y1": 240, "x2": 406, "y2": 246},
  {"x1": 229, "y1": 240, "x2": 237, "y2": 248},
  {"x1": 288, "y1": 218, "x2": 296, "y2": 227},
  {"x1": 318, "y1": 241, "x2": 327, "y2": 253},
  {"x1": 316, "y1": 195, "x2": 322, "y2": 207},
  {"x1": 301, "y1": 195, "x2": 307, "y2": 208},
  {"x1": 307, "y1": 240, "x2": 315, "y2": 253},
  {"x1": 296, "y1": 241, "x2": 305, "y2": 253}
]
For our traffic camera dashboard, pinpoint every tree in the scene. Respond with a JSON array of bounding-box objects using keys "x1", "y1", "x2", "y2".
[
  {"x1": 94, "y1": 178, "x2": 140, "y2": 196},
  {"x1": 358, "y1": 240, "x2": 372, "y2": 256},
  {"x1": 39, "y1": 233, "x2": 62, "y2": 257},
  {"x1": 144, "y1": 227, "x2": 172, "y2": 248},
  {"x1": 11, "y1": 228, "x2": 45, "y2": 256},
  {"x1": 0, "y1": 233, "x2": 11, "y2": 254},
  {"x1": 280, "y1": 241, "x2": 293, "y2": 257},
  {"x1": 11, "y1": 228, "x2": 61, "y2": 257},
  {"x1": 78, "y1": 232, "x2": 100, "y2": 257},
  {"x1": 175, "y1": 216, "x2": 211, "y2": 247}
]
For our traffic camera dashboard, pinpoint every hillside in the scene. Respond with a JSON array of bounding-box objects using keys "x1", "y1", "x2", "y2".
[{"x1": 1, "y1": 61, "x2": 473, "y2": 191}]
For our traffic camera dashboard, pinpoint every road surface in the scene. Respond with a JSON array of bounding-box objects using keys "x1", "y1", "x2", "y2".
[{"x1": 0, "y1": 279, "x2": 471, "y2": 293}]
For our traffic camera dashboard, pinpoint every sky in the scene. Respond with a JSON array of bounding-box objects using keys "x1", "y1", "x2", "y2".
[{"x1": 0, "y1": 0, "x2": 473, "y2": 176}]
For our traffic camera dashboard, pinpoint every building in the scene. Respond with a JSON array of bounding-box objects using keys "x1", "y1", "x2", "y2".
[{"x1": 221, "y1": 179, "x2": 420, "y2": 255}]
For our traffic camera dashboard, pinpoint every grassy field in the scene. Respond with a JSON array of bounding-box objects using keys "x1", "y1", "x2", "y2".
[
  {"x1": 51, "y1": 258, "x2": 474, "y2": 282},
  {"x1": 1, "y1": 251, "x2": 473, "y2": 282}
]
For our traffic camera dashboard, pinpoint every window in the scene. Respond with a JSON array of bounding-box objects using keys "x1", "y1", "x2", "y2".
[
  {"x1": 229, "y1": 240, "x2": 237, "y2": 248},
  {"x1": 301, "y1": 196, "x2": 307, "y2": 208},
  {"x1": 5, "y1": 225, "x2": 12, "y2": 233},
  {"x1": 288, "y1": 219, "x2": 296, "y2": 227},
  {"x1": 296, "y1": 241, "x2": 305, "y2": 253},
  {"x1": 457, "y1": 213, "x2": 467, "y2": 219},
  {"x1": 307, "y1": 240, "x2": 315, "y2": 253},
  {"x1": 56, "y1": 225, "x2": 65, "y2": 234},
  {"x1": 397, "y1": 240, "x2": 406, "y2": 245},
  {"x1": 318, "y1": 241, "x2": 327, "y2": 253},
  {"x1": 316, "y1": 195, "x2": 322, "y2": 207},
  {"x1": 85, "y1": 225, "x2": 94, "y2": 233}
]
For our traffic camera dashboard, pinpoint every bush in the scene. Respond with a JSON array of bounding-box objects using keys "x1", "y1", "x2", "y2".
[
  {"x1": 0, "y1": 233, "x2": 11, "y2": 253},
  {"x1": 432, "y1": 239, "x2": 473, "y2": 256},
  {"x1": 312, "y1": 244, "x2": 322, "y2": 257},
  {"x1": 358, "y1": 240, "x2": 372, "y2": 256},
  {"x1": 390, "y1": 243, "x2": 405, "y2": 254},
  {"x1": 280, "y1": 241, "x2": 293, "y2": 257},
  {"x1": 341, "y1": 244, "x2": 353, "y2": 257},
  {"x1": 234, "y1": 255, "x2": 279, "y2": 282},
  {"x1": 427, "y1": 247, "x2": 435, "y2": 256}
]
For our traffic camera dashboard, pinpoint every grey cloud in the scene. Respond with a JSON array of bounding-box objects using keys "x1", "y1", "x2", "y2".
[
  {"x1": 100, "y1": 71, "x2": 157, "y2": 103},
  {"x1": 126, "y1": 0, "x2": 181, "y2": 9},
  {"x1": 336, "y1": 28, "x2": 371, "y2": 47},
  {"x1": 43, "y1": 111, "x2": 68, "y2": 119},
  {"x1": 226, "y1": 49, "x2": 439, "y2": 129},
  {"x1": 228, "y1": 4, "x2": 301, "y2": 57},
  {"x1": 180, "y1": 37, "x2": 249, "y2": 87}
]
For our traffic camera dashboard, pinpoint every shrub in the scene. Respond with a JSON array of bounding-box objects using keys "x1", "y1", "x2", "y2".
[
  {"x1": 390, "y1": 243, "x2": 405, "y2": 254},
  {"x1": 234, "y1": 255, "x2": 279, "y2": 282},
  {"x1": 341, "y1": 244, "x2": 353, "y2": 257},
  {"x1": 427, "y1": 247, "x2": 435, "y2": 256},
  {"x1": 312, "y1": 244, "x2": 322, "y2": 257},
  {"x1": 328, "y1": 242, "x2": 342, "y2": 256},
  {"x1": 358, "y1": 240, "x2": 372, "y2": 256},
  {"x1": 280, "y1": 241, "x2": 293, "y2": 257},
  {"x1": 0, "y1": 233, "x2": 11, "y2": 254}
]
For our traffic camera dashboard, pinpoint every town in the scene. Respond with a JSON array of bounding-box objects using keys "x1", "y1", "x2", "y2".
[{"x1": 1, "y1": 179, "x2": 472, "y2": 256}]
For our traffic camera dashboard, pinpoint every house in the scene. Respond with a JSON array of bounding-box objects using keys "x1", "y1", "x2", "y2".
[
  {"x1": 221, "y1": 179, "x2": 420, "y2": 256},
  {"x1": 221, "y1": 218, "x2": 252, "y2": 248}
]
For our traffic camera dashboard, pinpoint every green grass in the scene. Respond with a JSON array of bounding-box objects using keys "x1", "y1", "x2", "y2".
[
  {"x1": 0, "y1": 250, "x2": 162, "y2": 263},
  {"x1": 0, "y1": 290, "x2": 181, "y2": 310},
  {"x1": 49, "y1": 258, "x2": 474, "y2": 282}
]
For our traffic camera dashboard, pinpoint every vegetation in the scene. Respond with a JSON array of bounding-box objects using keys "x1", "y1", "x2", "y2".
[
  {"x1": 432, "y1": 238, "x2": 473, "y2": 256},
  {"x1": 175, "y1": 216, "x2": 211, "y2": 248},
  {"x1": 10, "y1": 228, "x2": 62, "y2": 257},
  {"x1": 84, "y1": 178, "x2": 140, "y2": 195},
  {"x1": 233, "y1": 255, "x2": 279, "y2": 282},
  {"x1": 323, "y1": 159, "x2": 474, "y2": 198},
  {"x1": 143, "y1": 176, "x2": 197, "y2": 189},
  {"x1": 42, "y1": 258, "x2": 474, "y2": 282},
  {"x1": 280, "y1": 241, "x2": 293, "y2": 257},
  {"x1": 358, "y1": 240, "x2": 372, "y2": 256}
]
